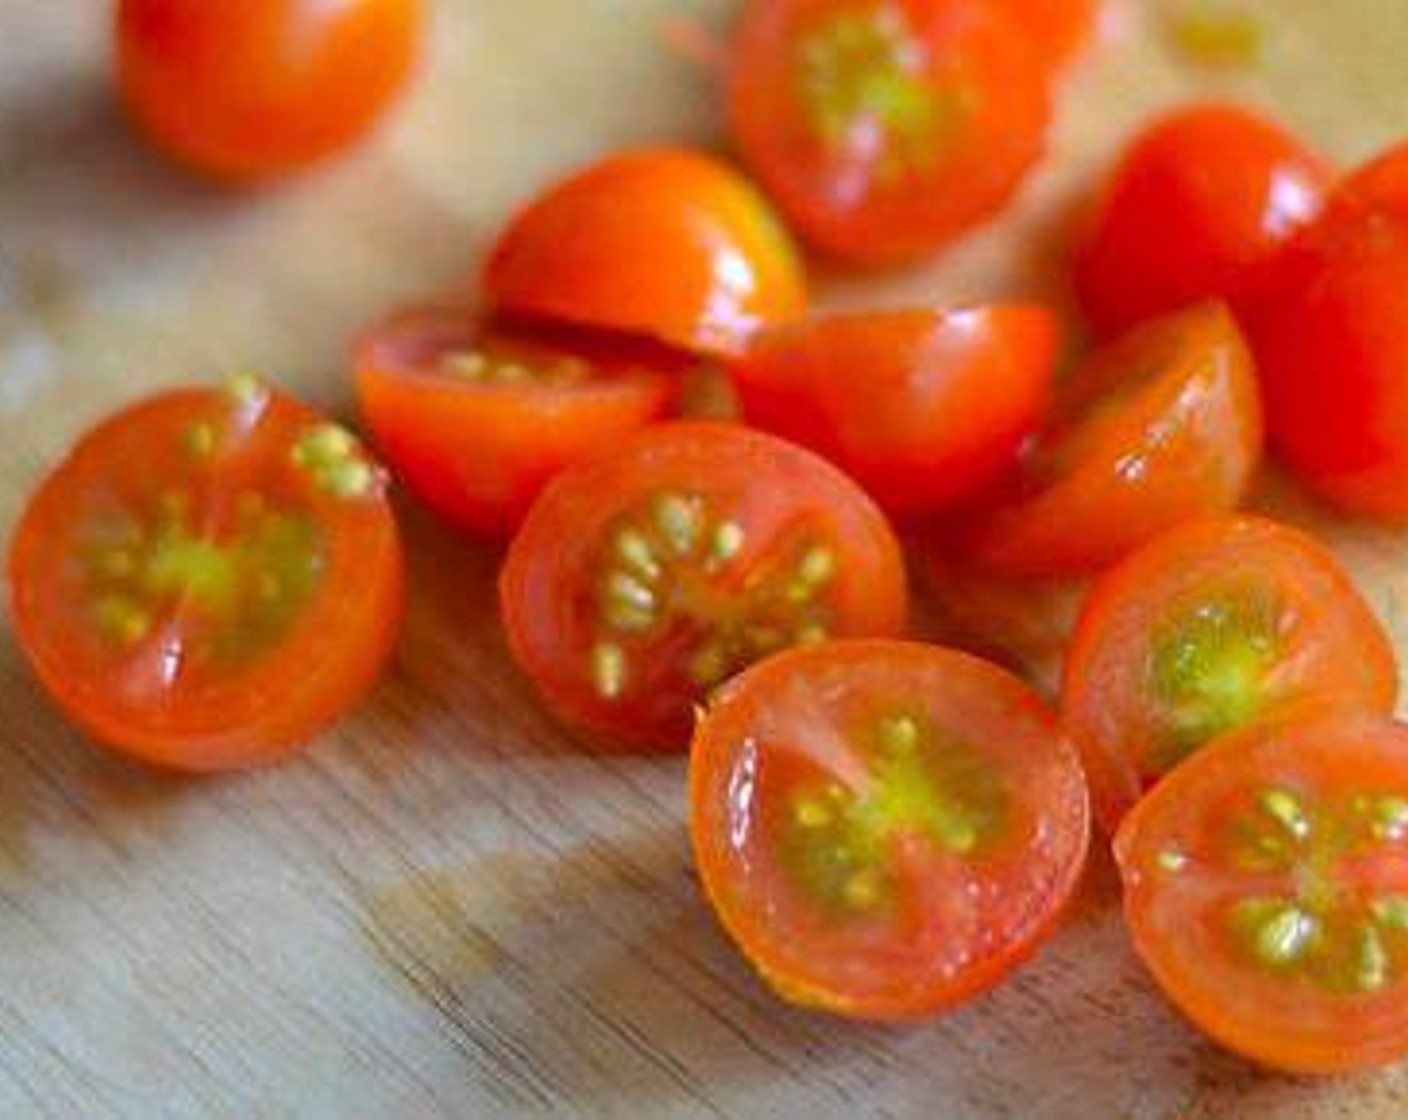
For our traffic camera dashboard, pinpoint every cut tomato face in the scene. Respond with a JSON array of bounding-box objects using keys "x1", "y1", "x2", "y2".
[
  {"x1": 483, "y1": 149, "x2": 807, "y2": 358},
  {"x1": 1117, "y1": 714, "x2": 1408, "y2": 1074},
  {"x1": 355, "y1": 308, "x2": 683, "y2": 538},
  {"x1": 948, "y1": 302, "x2": 1263, "y2": 577},
  {"x1": 116, "y1": 0, "x2": 421, "y2": 180},
  {"x1": 500, "y1": 422, "x2": 907, "y2": 748},
  {"x1": 1074, "y1": 103, "x2": 1332, "y2": 337},
  {"x1": 727, "y1": 306, "x2": 1059, "y2": 518},
  {"x1": 7, "y1": 376, "x2": 403, "y2": 770},
  {"x1": 1246, "y1": 147, "x2": 1408, "y2": 520},
  {"x1": 1064, "y1": 516, "x2": 1398, "y2": 833},
  {"x1": 726, "y1": 0, "x2": 1051, "y2": 266},
  {"x1": 690, "y1": 640, "x2": 1090, "y2": 1020}
]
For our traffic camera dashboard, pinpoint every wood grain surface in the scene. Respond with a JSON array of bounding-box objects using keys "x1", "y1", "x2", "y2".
[{"x1": 6, "y1": 2, "x2": 1408, "y2": 1117}]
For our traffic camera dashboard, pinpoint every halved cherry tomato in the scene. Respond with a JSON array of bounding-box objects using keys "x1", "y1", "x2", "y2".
[
  {"x1": 947, "y1": 302, "x2": 1263, "y2": 576},
  {"x1": 7, "y1": 376, "x2": 403, "y2": 771},
  {"x1": 1074, "y1": 103, "x2": 1332, "y2": 337},
  {"x1": 1117, "y1": 713, "x2": 1408, "y2": 1074},
  {"x1": 355, "y1": 308, "x2": 684, "y2": 538},
  {"x1": 690, "y1": 640, "x2": 1090, "y2": 1019},
  {"x1": 483, "y1": 149, "x2": 807, "y2": 358},
  {"x1": 727, "y1": 306, "x2": 1059, "y2": 517},
  {"x1": 726, "y1": 0, "x2": 1051, "y2": 266},
  {"x1": 1247, "y1": 145, "x2": 1408, "y2": 519},
  {"x1": 500, "y1": 422, "x2": 907, "y2": 748},
  {"x1": 116, "y1": 0, "x2": 421, "y2": 181},
  {"x1": 995, "y1": 0, "x2": 1098, "y2": 69},
  {"x1": 1064, "y1": 516, "x2": 1397, "y2": 833}
]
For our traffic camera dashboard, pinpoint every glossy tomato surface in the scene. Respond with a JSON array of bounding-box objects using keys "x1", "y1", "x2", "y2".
[
  {"x1": 484, "y1": 149, "x2": 807, "y2": 358},
  {"x1": 950, "y1": 302, "x2": 1263, "y2": 576},
  {"x1": 7, "y1": 377, "x2": 403, "y2": 770},
  {"x1": 356, "y1": 308, "x2": 682, "y2": 538},
  {"x1": 500, "y1": 423, "x2": 907, "y2": 748},
  {"x1": 1075, "y1": 103, "x2": 1332, "y2": 337},
  {"x1": 1248, "y1": 145, "x2": 1408, "y2": 519},
  {"x1": 691, "y1": 640, "x2": 1090, "y2": 1019},
  {"x1": 728, "y1": 306, "x2": 1059, "y2": 517},
  {"x1": 727, "y1": 0, "x2": 1051, "y2": 266},
  {"x1": 1117, "y1": 714, "x2": 1408, "y2": 1073},
  {"x1": 1064, "y1": 516, "x2": 1397, "y2": 832},
  {"x1": 117, "y1": 0, "x2": 421, "y2": 180}
]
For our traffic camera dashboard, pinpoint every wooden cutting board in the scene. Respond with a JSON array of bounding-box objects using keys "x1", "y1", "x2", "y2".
[{"x1": 6, "y1": 2, "x2": 1408, "y2": 1116}]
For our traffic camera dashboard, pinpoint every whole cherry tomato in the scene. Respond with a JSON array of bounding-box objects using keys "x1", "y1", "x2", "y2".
[
  {"x1": 483, "y1": 149, "x2": 807, "y2": 358},
  {"x1": 500, "y1": 422, "x2": 907, "y2": 748},
  {"x1": 117, "y1": 0, "x2": 421, "y2": 181},
  {"x1": 7, "y1": 376, "x2": 403, "y2": 770},
  {"x1": 1074, "y1": 103, "x2": 1332, "y2": 337},
  {"x1": 727, "y1": 0, "x2": 1052, "y2": 266},
  {"x1": 727, "y1": 305, "x2": 1059, "y2": 517},
  {"x1": 356, "y1": 308, "x2": 684, "y2": 538},
  {"x1": 1118, "y1": 713, "x2": 1408, "y2": 1073},
  {"x1": 691, "y1": 640, "x2": 1090, "y2": 1020},
  {"x1": 1064, "y1": 516, "x2": 1397, "y2": 832}
]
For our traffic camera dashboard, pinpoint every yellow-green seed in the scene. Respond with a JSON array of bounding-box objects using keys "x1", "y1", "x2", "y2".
[
  {"x1": 1373, "y1": 796, "x2": 1408, "y2": 841},
  {"x1": 710, "y1": 521, "x2": 745, "y2": 563},
  {"x1": 294, "y1": 424, "x2": 357, "y2": 467},
  {"x1": 442, "y1": 351, "x2": 489, "y2": 380},
  {"x1": 797, "y1": 546, "x2": 837, "y2": 588},
  {"x1": 794, "y1": 799, "x2": 833, "y2": 829},
  {"x1": 878, "y1": 714, "x2": 920, "y2": 755},
  {"x1": 605, "y1": 571, "x2": 656, "y2": 613},
  {"x1": 94, "y1": 596, "x2": 152, "y2": 645},
  {"x1": 325, "y1": 460, "x2": 375, "y2": 500},
  {"x1": 654, "y1": 493, "x2": 701, "y2": 556},
  {"x1": 223, "y1": 371, "x2": 265, "y2": 406},
  {"x1": 1357, "y1": 925, "x2": 1390, "y2": 992},
  {"x1": 1157, "y1": 849, "x2": 1189, "y2": 873},
  {"x1": 1371, "y1": 896, "x2": 1408, "y2": 931},
  {"x1": 1251, "y1": 903, "x2": 1313, "y2": 965},
  {"x1": 843, "y1": 870, "x2": 882, "y2": 909},
  {"x1": 591, "y1": 643, "x2": 627, "y2": 700},
  {"x1": 614, "y1": 529, "x2": 660, "y2": 580},
  {"x1": 184, "y1": 422, "x2": 216, "y2": 460},
  {"x1": 688, "y1": 641, "x2": 730, "y2": 688},
  {"x1": 1259, "y1": 788, "x2": 1310, "y2": 840}
]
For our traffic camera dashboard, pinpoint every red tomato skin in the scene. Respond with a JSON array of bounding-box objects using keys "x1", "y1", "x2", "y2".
[
  {"x1": 995, "y1": 0, "x2": 1098, "y2": 68},
  {"x1": 355, "y1": 310, "x2": 681, "y2": 538},
  {"x1": 483, "y1": 149, "x2": 808, "y2": 358},
  {"x1": 727, "y1": 0, "x2": 1052, "y2": 267},
  {"x1": 728, "y1": 306, "x2": 1059, "y2": 518},
  {"x1": 116, "y1": 0, "x2": 421, "y2": 181},
  {"x1": 1248, "y1": 148, "x2": 1408, "y2": 519},
  {"x1": 7, "y1": 387, "x2": 404, "y2": 771},
  {"x1": 1074, "y1": 103, "x2": 1333, "y2": 338}
]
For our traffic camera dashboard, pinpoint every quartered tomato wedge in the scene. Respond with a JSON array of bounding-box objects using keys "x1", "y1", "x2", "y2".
[
  {"x1": 948, "y1": 302, "x2": 1263, "y2": 577},
  {"x1": 1247, "y1": 145, "x2": 1408, "y2": 519},
  {"x1": 1074, "y1": 103, "x2": 1332, "y2": 337},
  {"x1": 6, "y1": 377, "x2": 403, "y2": 771},
  {"x1": 995, "y1": 0, "x2": 1097, "y2": 69},
  {"x1": 355, "y1": 308, "x2": 683, "y2": 538},
  {"x1": 483, "y1": 149, "x2": 807, "y2": 358},
  {"x1": 726, "y1": 0, "x2": 1051, "y2": 266},
  {"x1": 1064, "y1": 516, "x2": 1397, "y2": 833},
  {"x1": 727, "y1": 306, "x2": 1059, "y2": 517},
  {"x1": 690, "y1": 640, "x2": 1090, "y2": 1019},
  {"x1": 117, "y1": 0, "x2": 421, "y2": 180},
  {"x1": 1117, "y1": 714, "x2": 1408, "y2": 1074},
  {"x1": 500, "y1": 423, "x2": 907, "y2": 748}
]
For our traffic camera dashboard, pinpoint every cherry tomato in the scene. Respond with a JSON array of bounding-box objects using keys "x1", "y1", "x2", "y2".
[
  {"x1": 1117, "y1": 713, "x2": 1408, "y2": 1074},
  {"x1": 1073, "y1": 103, "x2": 1332, "y2": 338},
  {"x1": 483, "y1": 149, "x2": 807, "y2": 358},
  {"x1": 116, "y1": 0, "x2": 421, "y2": 181},
  {"x1": 995, "y1": 0, "x2": 1098, "y2": 68},
  {"x1": 1064, "y1": 516, "x2": 1397, "y2": 833},
  {"x1": 726, "y1": 0, "x2": 1052, "y2": 266},
  {"x1": 727, "y1": 306, "x2": 1058, "y2": 517},
  {"x1": 948, "y1": 302, "x2": 1263, "y2": 577},
  {"x1": 7, "y1": 376, "x2": 403, "y2": 771},
  {"x1": 355, "y1": 308, "x2": 683, "y2": 538},
  {"x1": 691, "y1": 640, "x2": 1090, "y2": 1019},
  {"x1": 500, "y1": 422, "x2": 907, "y2": 748},
  {"x1": 1247, "y1": 146, "x2": 1408, "y2": 519}
]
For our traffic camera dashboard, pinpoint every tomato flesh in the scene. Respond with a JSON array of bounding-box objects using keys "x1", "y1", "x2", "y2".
[
  {"x1": 728, "y1": 306, "x2": 1059, "y2": 518},
  {"x1": 1063, "y1": 516, "x2": 1398, "y2": 832},
  {"x1": 690, "y1": 640, "x2": 1090, "y2": 1019},
  {"x1": 116, "y1": 0, "x2": 421, "y2": 180},
  {"x1": 948, "y1": 302, "x2": 1263, "y2": 576},
  {"x1": 356, "y1": 309, "x2": 682, "y2": 538},
  {"x1": 727, "y1": 0, "x2": 1051, "y2": 266},
  {"x1": 1075, "y1": 103, "x2": 1332, "y2": 337},
  {"x1": 1117, "y1": 715, "x2": 1408, "y2": 1073},
  {"x1": 500, "y1": 422, "x2": 906, "y2": 748},
  {"x1": 483, "y1": 149, "x2": 807, "y2": 358},
  {"x1": 7, "y1": 377, "x2": 403, "y2": 770}
]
